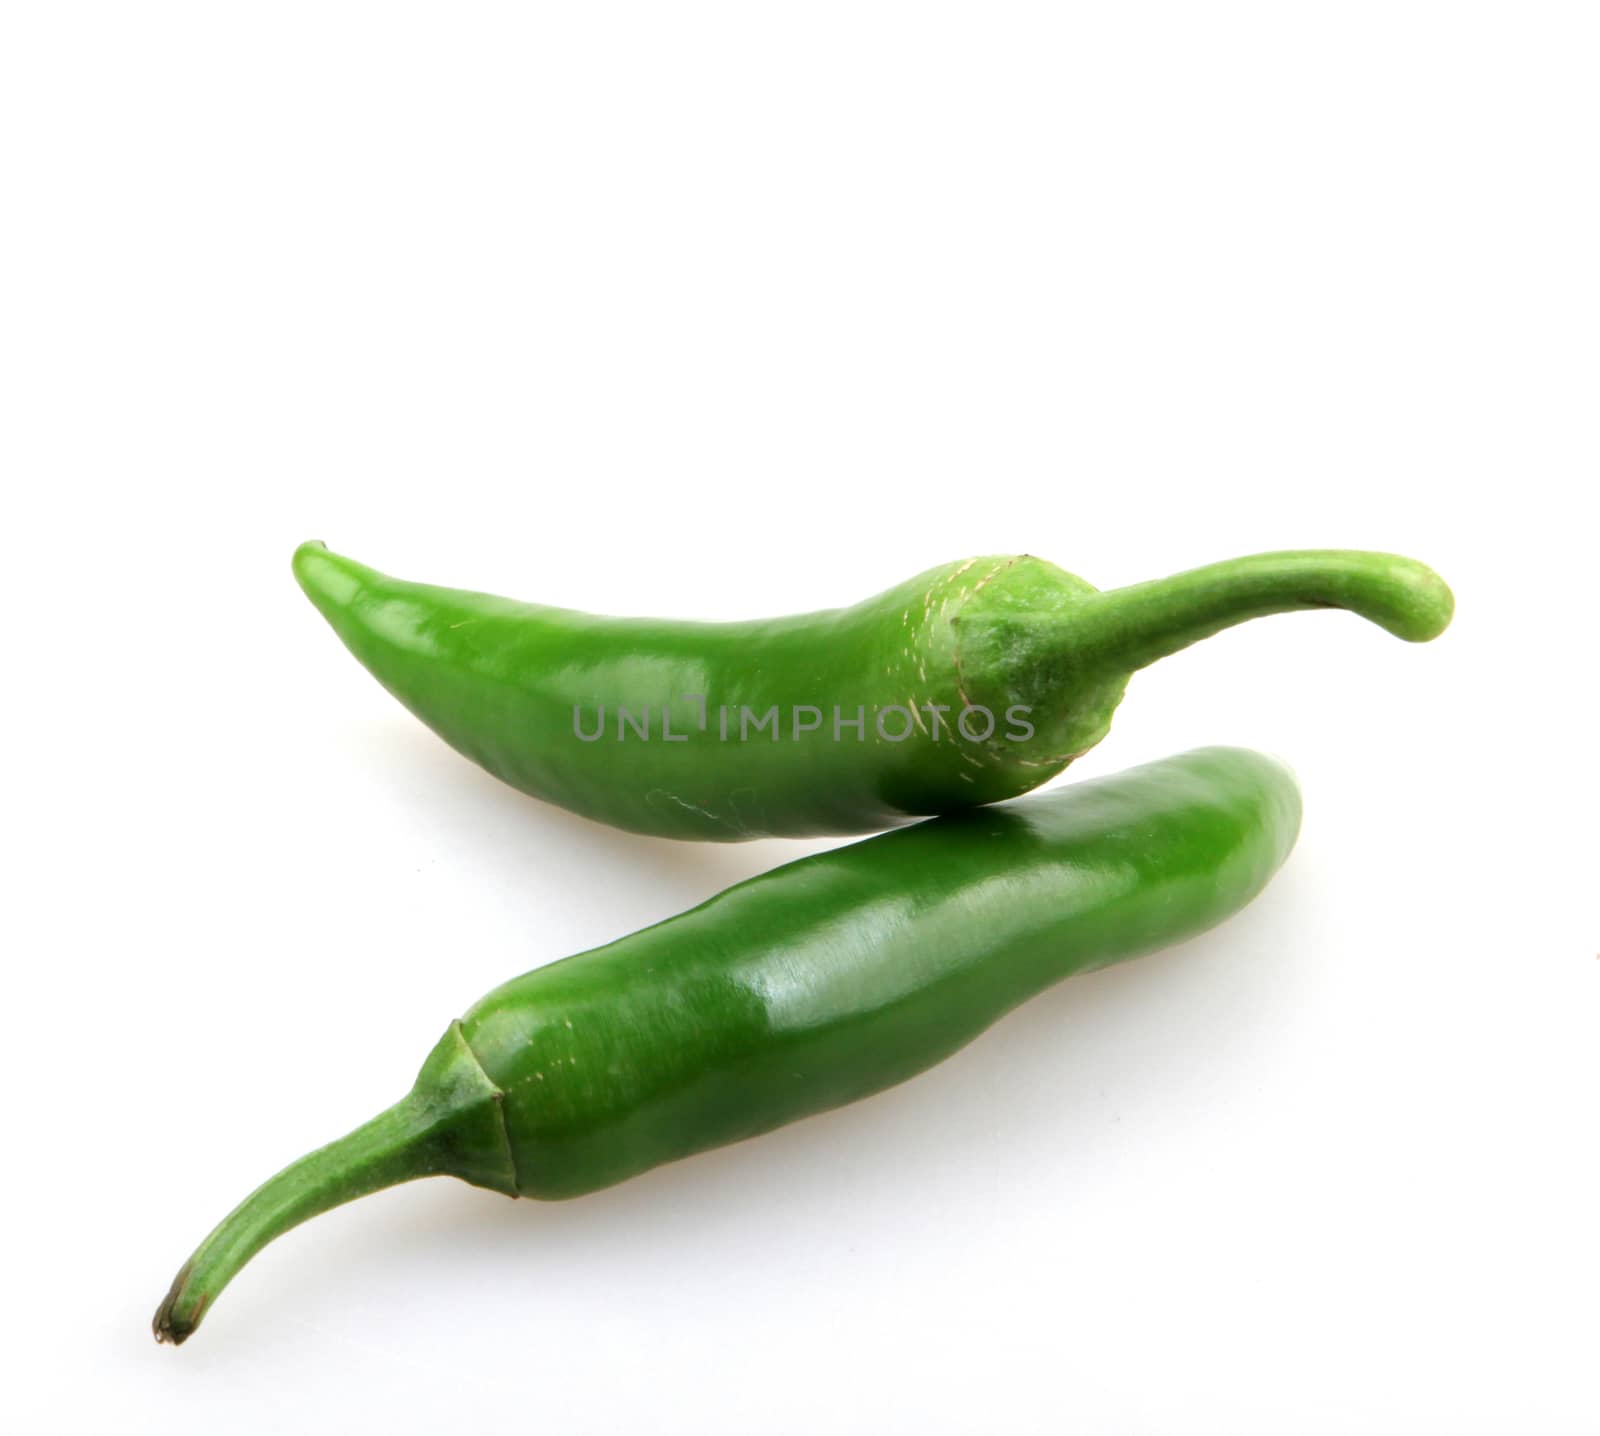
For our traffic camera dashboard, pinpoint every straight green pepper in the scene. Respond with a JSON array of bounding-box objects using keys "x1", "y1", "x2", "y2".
[
  {"x1": 293, "y1": 542, "x2": 1447, "y2": 840},
  {"x1": 155, "y1": 746, "x2": 1301, "y2": 1346}
]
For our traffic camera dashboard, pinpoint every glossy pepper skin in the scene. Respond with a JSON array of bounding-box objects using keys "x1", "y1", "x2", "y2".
[
  {"x1": 155, "y1": 746, "x2": 1301, "y2": 1345},
  {"x1": 293, "y1": 541, "x2": 1447, "y2": 840}
]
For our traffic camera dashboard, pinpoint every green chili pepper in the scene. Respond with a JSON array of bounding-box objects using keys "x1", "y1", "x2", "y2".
[
  {"x1": 293, "y1": 542, "x2": 1447, "y2": 840},
  {"x1": 154, "y1": 746, "x2": 1301, "y2": 1346}
]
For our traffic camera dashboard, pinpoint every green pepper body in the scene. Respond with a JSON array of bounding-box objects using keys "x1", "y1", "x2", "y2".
[
  {"x1": 293, "y1": 541, "x2": 1447, "y2": 840},
  {"x1": 156, "y1": 747, "x2": 1301, "y2": 1344}
]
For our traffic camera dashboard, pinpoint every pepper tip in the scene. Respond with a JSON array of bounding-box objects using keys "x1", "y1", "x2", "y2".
[
  {"x1": 152, "y1": 1263, "x2": 202, "y2": 1347},
  {"x1": 290, "y1": 539, "x2": 368, "y2": 611}
]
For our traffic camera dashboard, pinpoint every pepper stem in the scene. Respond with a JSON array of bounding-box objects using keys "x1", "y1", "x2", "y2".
[
  {"x1": 1070, "y1": 549, "x2": 1453, "y2": 674},
  {"x1": 152, "y1": 1095, "x2": 441, "y2": 1345},
  {"x1": 155, "y1": 1022, "x2": 516, "y2": 1347}
]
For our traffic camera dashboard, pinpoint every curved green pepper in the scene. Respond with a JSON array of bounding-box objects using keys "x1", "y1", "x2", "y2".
[
  {"x1": 293, "y1": 541, "x2": 1447, "y2": 840},
  {"x1": 155, "y1": 746, "x2": 1301, "y2": 1345}
]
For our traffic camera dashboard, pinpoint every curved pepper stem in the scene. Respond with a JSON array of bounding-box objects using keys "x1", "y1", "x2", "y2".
[
  {"x1": 1071, "y1": 550, "x2": 1454, "y2": 674},
  {"x1": 153, "y1": 1096, "x2": 436, "y2": 1345},
  {"x1": 154, "y1": 1023, "x2": 516, "y2": 1346}
]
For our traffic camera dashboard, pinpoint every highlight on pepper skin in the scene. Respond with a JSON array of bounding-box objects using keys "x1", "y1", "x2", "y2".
[{"x1": 290, "y1": 540, "x2": 1450, "y2": 840}]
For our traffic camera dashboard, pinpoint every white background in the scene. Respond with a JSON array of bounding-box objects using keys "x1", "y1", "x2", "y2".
[{"x1": 4, "y1": 3, "x2": 1597, "y2": 1432}]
